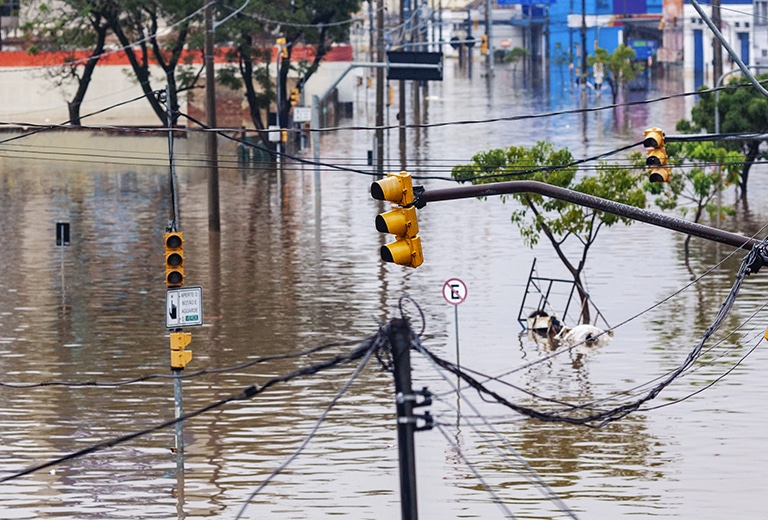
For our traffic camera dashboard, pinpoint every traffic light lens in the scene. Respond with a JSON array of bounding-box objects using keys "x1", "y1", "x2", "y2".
[
  {"x1": 643, "y1": 136, "x2": 661, "y2": 148},
  {"x1": 375, "y1": 214, "x2": 389, "y2": 233},
  {"x1": 166, "y1": 235, "x2": 182, "y2": 249},
  {"x1": 380, "y1": 245, "x2": 394, "y2": 263},
  {"x1": 167, "y1": 252, "x2": 183, "y2": 267},
  {"x1": 370, "y1": 182, "x2": 386, "y2": 201},
  {"x1": 167, "y1": 271, "x2": 183, "y2": 285},
  {"x1": 646, "y1": 156, "x2": 661, "y2": 167}
]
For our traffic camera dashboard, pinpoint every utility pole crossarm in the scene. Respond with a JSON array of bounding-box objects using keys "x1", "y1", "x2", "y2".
[{"x1": 419, "y1": 180, "x2": 761, "y2": 250}]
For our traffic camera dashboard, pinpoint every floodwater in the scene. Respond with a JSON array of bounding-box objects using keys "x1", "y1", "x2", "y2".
[{"x1": 2, "y1": 59, "x2": 768, "y2": 519}]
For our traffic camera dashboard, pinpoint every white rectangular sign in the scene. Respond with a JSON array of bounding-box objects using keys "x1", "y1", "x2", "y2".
[
  {"x1": 166, "y1": 286, "x2": 203, "y2": 328},
  {"x1": 293, "y1": 106, "x2": 312, "y2": 122}
]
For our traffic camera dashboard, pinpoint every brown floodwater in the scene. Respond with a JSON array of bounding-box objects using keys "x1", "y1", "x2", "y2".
[{"x1": 1, "y1": 60, "x2": 768, "y2": 519}]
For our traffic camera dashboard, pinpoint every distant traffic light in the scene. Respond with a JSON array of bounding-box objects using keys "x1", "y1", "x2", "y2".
[
  {"x1": 643, "y1": 127, "x2": 670, "y2": 183},
  {"x1": 371, "y1": 172, "x2": 424, "y2": 268},
  {"x1": 164, "y1": 232, "x2": 184, "y2": 287},
  {"x1": 480, "y1": 34, "x2": 488, "y2": 55},
  {"x1": 290, "y1": 88, "x2": 300, "y2": 107}
]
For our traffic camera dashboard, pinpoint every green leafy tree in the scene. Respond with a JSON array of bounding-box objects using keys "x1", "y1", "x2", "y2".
[
  {"x1": 21, "y1": 0, "x2": 111, "y2": 125},
  {"x1": 105, "y1": 0, "x2": 205, "y2": 127},
  {"x1": 588, "y1": 44, "x2": 642, "y2": 104},
  {"x1": 504, "y1": 46, "x2": 529, "y2": 71},
  {"x1": 676, "y1": 73, "x2": 768, "y2": 196},
  {"x1": 214, "y1": 0, "x2": 361, "y2": 144},
  {"x1": 452, "y1": 141, "x2": 647, "y2": 325}
]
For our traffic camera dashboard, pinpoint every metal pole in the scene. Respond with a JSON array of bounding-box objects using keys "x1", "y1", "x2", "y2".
[
  {"x1": 376, "y1": 0, "x2": 385, "y2": 176},
  {"x1": 399, "y1": 0, "x2": 407, "y2": 172},
  {"x1": 311, "y1": 95, "x2": 321, "y2": 192},
  {"x1": 390, "y1": 318, "x2": 418, "y2": 520},
  {"x1": 205, "y1": 1, "x2": 220, "y2": 232},
  {"x1": 421, "y1": 180, "x2": 761, "y2": 250},
  {"x1": 485, "y1": 0, "x2": 493, "y2": 74},
  {"x1": 454, "y1": 305, "x2": 460, "y2": 369}
]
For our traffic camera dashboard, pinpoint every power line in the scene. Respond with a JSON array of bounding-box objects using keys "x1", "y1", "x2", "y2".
[
  {"x1": 234, "y1": 334, "x2": 382, "y2": 519},
  {"x1": 0, "y1": 334, "x2": 381, "y2": 483}
]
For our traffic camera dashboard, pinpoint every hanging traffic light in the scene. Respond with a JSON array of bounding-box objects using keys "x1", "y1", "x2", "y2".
[
  {"x1": 480, "y1": 34, "x2": 488, "y2": 55},
  {"x1": 643, "y1": 127, "x2": 670, "y2": 183},
  {"x1": 164, "y1": 231, "x2": 184, "y2": 287},
  {"x1": 290, "y1": 88, "x2": 300, "y2": 107},
  {"x1": 371, "y1": 172, "x2": 424, "y2": 268}
]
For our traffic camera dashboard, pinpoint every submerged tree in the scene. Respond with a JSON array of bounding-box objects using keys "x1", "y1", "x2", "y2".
[
  {"x1": 452, "y1": 141, "x2": 647, "y2": 325},
  {"x1": 214, "y1": 0, "x2": 361, "y2": 144},
  {"x1": 105, "y1": 0, "x2": 205, "y2": 127},
  {"x1": 21, "y1": 0, "x2": 111, "y2": 125}
]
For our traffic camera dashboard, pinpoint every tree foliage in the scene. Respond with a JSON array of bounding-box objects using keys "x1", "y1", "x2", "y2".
[
  {"x1": 452, "y1": 141, "x2": 647, "y2": 325},
  {"x1": 676, "y1": 73, "x2": 768, "y2": 195},
  {"x1": 21, "y1": 0, "x2": 111, "y2": 125},
  {"x1": 21, "y1": 0, "x2": 360, "y2": 131},
  {"x1": 588, "y1": 44, "x2": 642, "y2": 103},
  {"x1": 213, "y1": 0, "x2": 361, "y2": 143}
]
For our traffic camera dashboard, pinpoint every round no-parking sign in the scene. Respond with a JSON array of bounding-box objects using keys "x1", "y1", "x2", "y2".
[{"x1": 442, "y1": 278, "x2": 467, "y2": 306}]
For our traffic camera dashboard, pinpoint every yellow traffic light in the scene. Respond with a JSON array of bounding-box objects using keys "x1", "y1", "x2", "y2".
[
  {"x1": 371, "y1": 172, "x2": 424, "y2": 268},
  {"x1": 164, "y1": 232, "x2": 184, "y2": 287},
  {"x1": 480, "y1": 34, "x2": 488, "y2": 55},
  {"x1": 643, "y1": 127, "x2": 670, "y2": 183},
  {"x1": 290, "y1": 88, "x2": 300, "y2": 107}
]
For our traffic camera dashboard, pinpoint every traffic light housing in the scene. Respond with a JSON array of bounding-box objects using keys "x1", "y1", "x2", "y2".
[
  {"x1": 290, "y1": 88, "x2": 300, "y2": 107},
  {"x1": 480, "y1": 34, "x2": 488, "y2": 55},
  {"x1": 643, "y1": 127, "x2": 670, "y2": 183},
  {"x1": 371, "y1": 172, "x2": 424, "y2": 268},
  {"x1": 164, "y1": 232, "x2": 184, "y2": 287}
]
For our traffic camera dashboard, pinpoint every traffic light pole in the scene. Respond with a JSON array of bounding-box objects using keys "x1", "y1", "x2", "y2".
[{"x1": 420, "y1": 180, "x2": 761, "y2": 250}]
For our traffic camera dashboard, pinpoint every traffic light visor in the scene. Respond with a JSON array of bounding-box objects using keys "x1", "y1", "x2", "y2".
[
  {"x1": 643, "y1": 128, "x2": 664, "y2": 148},
  {"x1": 649, "y1": 167, "x2": 671, "y2": 183},
  {"x1": 381, "y1": 236, "x2": 423, "y2": 268},
  {"x1": 370, "y1": 172, "x2": 414, "y2": 206},
  {"x1": 646, "y1": 148, "x2": 667, "y2": 167},
  {"x1": 375, "y1": 206, "x2": 419, "y2": 237}
]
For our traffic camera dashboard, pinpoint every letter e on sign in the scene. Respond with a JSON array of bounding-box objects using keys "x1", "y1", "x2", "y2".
[{"x1": 442, "y1": 278, "x2": 467, "y2": 305}]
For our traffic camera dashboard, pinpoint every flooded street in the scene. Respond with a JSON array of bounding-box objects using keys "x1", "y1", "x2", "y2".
[{"x1": 2, "y1": 59, "x2": 768, "y2": 519}]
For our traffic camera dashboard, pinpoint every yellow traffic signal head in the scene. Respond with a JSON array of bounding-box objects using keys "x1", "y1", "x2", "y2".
[
  {"x1": 381, "y1": 236, "x2": 424, "y2": 268},
  {"x1": 646, "y1": 148, "x2": 667, "y2": 167},
  {"x1": 649, "y1": 167, "x2": 671, "y2": 183},
  {"x1": 164, "y1": 232, "x2": 184, "y2": 287},
  {"x1": 643, "y1": 127, "x2": 670, "y2": 183},
  {"x1": 370, "y1": 171, "x2": 414, "y2": 206},
  {"x1": 372, "y1": 172, "x2": 423, "y2": 268},
  {"x1": 290, "y1": 88, "x2": 300, "y2": 106},
  {"x1": 643, "y1": 127, "x2": 665, "y2": 148},
  {"x1": 375, "y1": 206, "x2": 419, "y2": 237}
]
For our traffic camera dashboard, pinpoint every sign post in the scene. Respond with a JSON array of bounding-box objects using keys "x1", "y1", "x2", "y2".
[
  {"x1": 442, "y1": 278, "x2": 467, "y2": 370},
  {"x1": 55, "y1": 222, "x2": 70, "y2": 305}
]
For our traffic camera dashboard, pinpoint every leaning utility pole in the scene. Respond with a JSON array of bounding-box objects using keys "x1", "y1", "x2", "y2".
[{"x1": 205, "y1": 1, "x2": 221, "y2": 232}]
